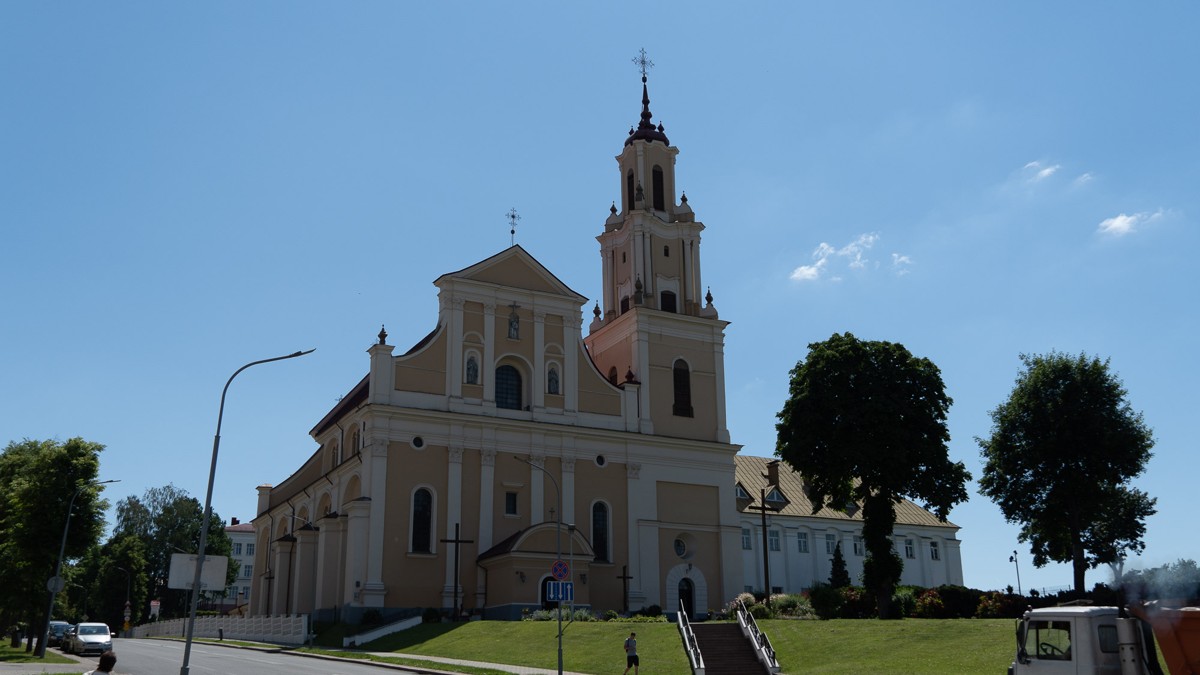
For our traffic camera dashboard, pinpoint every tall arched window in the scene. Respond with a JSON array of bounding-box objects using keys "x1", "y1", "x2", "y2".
[
  {"x1": 673, "y1": 359, "x2": 693, "y2": 417},
  {"x1": 592, "y1": 502, "x2": 610, "y2": 562},
  {"x1": 411, "y1": 488, "x2": 432, "y2": 553},
  {"x1": 652, "y1": 165, "x2": 665, "y2": 210},
  {"x1": 495, "y1": 364, "x2": 522, "y2": 410},
  {"x1": 626, "y1": 171, "x2": 635, "y2": 211}
]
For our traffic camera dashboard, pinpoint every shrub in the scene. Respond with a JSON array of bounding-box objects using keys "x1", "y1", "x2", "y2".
[
  {"x1": 808, "y1": 584, "x2": 843, "y2": 620},
  {"x1": 913, "y1": 589, "x2": 946, "y2": 619},
  {"x1": 771, "y1": 593, "x2": 811, "y2": 617},
  {"x1": 727, "y1": 592, "x2": 756, "y2": 615},
  {"x1": 604, "y1": 610, "x2": 620, "y2": 621},
  {"x1": 891, "y1": 587, "x2": 919, "y2": 618},
  {"x1": 421, "y1": 607, "x2": 441, "y2": 624},
  {"x1": 570, "y1": 609, "x2": 597, "y2": 622},
  {"x1": 748, "y1": 603, "x2": 774, "y2": 620},
  {"x1": 936, "y1": 585, "x2": 981, "y2": 619},
  {"x1": 640, "y1": 604, "x2": 662, "y2": 617},
  {"x1": 839, "y1": 586, "x2": 876, "y2": 619},
  {"x1": 360, "y1": 609, "x2": 383, "y2": 626},
  {"x1": 523, "y1": 609, "x2": 556, "y2": 621}
]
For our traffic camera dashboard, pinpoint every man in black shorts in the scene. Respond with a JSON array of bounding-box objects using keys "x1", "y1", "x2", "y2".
[{"x1": 623, "y1": 631, "x2": 639, "y2": 674}]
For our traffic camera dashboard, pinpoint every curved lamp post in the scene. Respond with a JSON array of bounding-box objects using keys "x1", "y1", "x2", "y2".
[
  {"x1": 1009, "y1": 550, "x2": 1023, "y2": 596},
  {"x1": 38, "y1": 478, "x2": 119, "y2": 657},
  {"x1": 515, "y1": 455, "x2": 563, "y2": 675},
  {"x1": 179, "y1": 349, "x2": 313, "y2": 675}
]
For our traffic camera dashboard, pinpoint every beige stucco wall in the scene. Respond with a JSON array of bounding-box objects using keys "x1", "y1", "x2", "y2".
[
  {"x1": 394, "y1": 328, "x2": 448, "y2": 395},
  {"x1": 647, "y1": 335, "x2": 719, "y2": 441},
  {"x1": 381, "y1": 441, "x2": 449, "y2": 609}
]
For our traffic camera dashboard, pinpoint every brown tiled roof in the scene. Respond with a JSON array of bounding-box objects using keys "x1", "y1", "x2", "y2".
[
  {"x1": 225, "y1": 523, "x2": 255, "y2": 533},
  {"x1": 733, "y1": 455, "x2": 958, "y2": 530}
]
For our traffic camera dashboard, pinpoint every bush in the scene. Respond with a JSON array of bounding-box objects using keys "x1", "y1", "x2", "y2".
[
  {"x1": 936, "y1": 585, "x2": 981, "y2": 619},
  {"x1": 727, "y1": 592, "x2": 756, "y2": 615},
  {"x1": 604, "y1": 610, "x2": 620, "y2": 621},
  {"x1": 913, "y1": 589, "x2": 946, "y2": 619},
  {"x1": 891, "y1": 587, "x2": 919, "y2": 618},
  {"x1": 640, "y1": 604, "x2": 662, "y2": 617},
  {"x1": 838, "y1": 586, "x2": 876, "y2": 619},
  {"x1": 360, "y1": 609, "x2": 383, "y2": 626},
  {"x1": 421, "y1": 607, "x2": 441, "y2": 624},
  {"x1": 771, "y1": 593, "x2": 812, "y2": 617},
  {"x1": 748, "y1": 603, "x2": 774, "y2": 620},
  {"x1": 808, "y1": 584, "x2": 843, "y2": 620},
  {"x1": 570, "y1": 609, "x2": 597, "y2": 622},
  {"x1": 975, "y1": 591, "x2": 1026, "y2": 619}
]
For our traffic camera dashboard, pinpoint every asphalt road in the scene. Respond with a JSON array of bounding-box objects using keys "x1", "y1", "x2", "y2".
[{"x1": 0, "y1": 639, "x2": 414, "y2": 675}]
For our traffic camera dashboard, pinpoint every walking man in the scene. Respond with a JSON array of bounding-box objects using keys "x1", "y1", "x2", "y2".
[{"x1": 623, "y1": 631, "x2": 639, "y2": 674}]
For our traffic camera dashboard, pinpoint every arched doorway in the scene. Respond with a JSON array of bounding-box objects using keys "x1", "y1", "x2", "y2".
[{"x1": 678, "y1": 578, "x2": 695, "y2": 618}]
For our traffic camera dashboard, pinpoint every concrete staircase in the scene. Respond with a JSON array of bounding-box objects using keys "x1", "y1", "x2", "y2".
[{"x1": 691, "y1": 622, "x2": 769, "y2": 675}]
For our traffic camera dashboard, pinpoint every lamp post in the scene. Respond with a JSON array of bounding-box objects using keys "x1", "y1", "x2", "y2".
[
  {"x1": 115, "y1": 566, "x2": 131, "y2": 636},
  {"x1": 38, "y1": 478, "x2": 119, "y2": 657},
  {"x1": 516, "y1": 455, "x2": 563, "y2": 675},
  {"x1": 1009, "y1": 550, "x2": 1023, "y2": 596},
  {"x1": 179, "y1": 349, "x2": 313, "y2": 675}
]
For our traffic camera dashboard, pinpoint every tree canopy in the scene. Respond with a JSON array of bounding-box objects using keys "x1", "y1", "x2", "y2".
[
  {"x1": 776, "y1": 333, "x2": 970, "y2": 617},
  {"x1": 978, "y1": 351, "x2": 1156, "y2": 593},
  {"x1": 0, "y1": 438, "x2": 108, "y2": 640}
]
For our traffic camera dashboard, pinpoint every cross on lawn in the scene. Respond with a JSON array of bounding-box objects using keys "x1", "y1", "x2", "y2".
[
  {"x1": 616, "y1": 565, "x2": 634, "y2": 615},
  {"x1": 440, "y1": 523, "x2": 475, "y2": 619}
]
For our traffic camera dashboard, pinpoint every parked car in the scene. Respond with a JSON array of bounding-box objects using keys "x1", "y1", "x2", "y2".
[
  {"x1": 58, "y1": 624, "x2": 76, "y2": 651},
  {"x1": 64, "y1": 623, "x2": 112, "y2": 655},
  {"x1": 46, "y1": 621, "x2": 70, "y2": 647}
]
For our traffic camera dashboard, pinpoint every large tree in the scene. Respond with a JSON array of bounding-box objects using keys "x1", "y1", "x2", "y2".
[
  {"x1": 0, "y1": 438, "x2": 108, "y2": 649},
  {"x1": 978, "y1": 352, "x2": 1156, "y2": 593},
  {"x1": 113, "y1": 484, "x2": 234, "y2": 619},
  {"x1": 776, "y1": 333, "x2": 971, "y2": 618}
]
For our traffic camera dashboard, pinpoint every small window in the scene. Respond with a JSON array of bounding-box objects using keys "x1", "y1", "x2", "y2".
[
  {"x1": 505, "y1": 491, "x2": 519, "y2": 516},
  {"x1": 660, "y1": 291, "x2": 677, "y2": 313},
  {"x1": 232, "y1": 543, "x2": 242, "y2": 555},
  {"x1": 243, "y1": 564, "x2": 253, "y2": 579},
  {"x1": 663, "y1": 245, "x2": 670, "y2": 257},
  {"x1": 1097, "y1": 625, "x2": 1118, "y2": 653},
  {"x1": 741, "y1": 528, "x2": 752, "y2": 550},
  {"x1": 771, "y1": 586, "x2": 783, "y2": 595},
  {"x1": 768, "y1": 530, "x2": 780, "y2": 552},
  {"x1": 734, "y1": 484, "x2": 750, "y2": 499},
  {"x1": 672, "y1": 359, "x2": 693, "y2": 417},
  {"x1": 904, "y1": 538, "x2": 915, "y2": 559},
  {"x1": 797, "y1": 532, "x2": 809, "y2": 553},
  {"x1": 547, "y1": 366, "x2": 560, "y2": 395},
  {"x1": 853, "y1": 536, "x2": 864, "y2": 556},
  {"x1": 825, "y1": 533, "x2": 838, "y2": 555},
  {"x1": 246, "y1": 543, "x2": 255, "y2": 555},
  {"x1": 674, "y1": 538, "x2": 688, "y2": 558},
  {"x1": 930, "y1": 541, "x2": 941, "y2": 561},
  {"x1": 765, "y1": 488, "x2": 786, "y2": 505}
]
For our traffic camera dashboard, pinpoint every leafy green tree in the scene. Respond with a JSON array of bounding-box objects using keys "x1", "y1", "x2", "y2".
[
  {"x1": 828, "y1": 543, "x2": 851, "y2": 589},
  {"x1": 114, "y1": 484, "x2": 234, "y2": 619},
  {"x1": 776, "y1": 333, "x2": 970, "y2": 618},
  {"x1": 0, "y1": 438, "x2": 109, "y2": 649},
  {"x1": 978, "y1": 352, "x2": 1156, "y2": 593}
]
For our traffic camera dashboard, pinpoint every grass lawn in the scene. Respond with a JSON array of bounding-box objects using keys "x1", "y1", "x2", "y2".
[
  {"x1": 0, "y1": 642, "x2": 79, "y2": 665},
  {"x1": 338, "y1": 618, "x2": 1019, "y2": 675}
]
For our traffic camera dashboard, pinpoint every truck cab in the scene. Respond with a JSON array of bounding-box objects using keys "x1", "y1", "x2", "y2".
[{"x1": 1010, "y1": 606, "x2": 1161, "y2": 675}]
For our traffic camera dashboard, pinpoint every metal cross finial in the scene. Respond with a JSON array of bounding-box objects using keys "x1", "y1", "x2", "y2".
[
  {"x1": 632, "y1": 48, "x2": 654, "y2": 80},
  {"x1": 507, "y1": 207, "x2": 520, "y2": 246}
]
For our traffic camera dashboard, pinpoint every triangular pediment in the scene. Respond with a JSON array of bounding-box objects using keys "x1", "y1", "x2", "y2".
[{"x1": 436, "y1": 245, "x2": 586, "y2": 302}]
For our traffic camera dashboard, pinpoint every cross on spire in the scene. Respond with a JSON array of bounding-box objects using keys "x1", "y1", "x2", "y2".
[
  {"x1": 632, "y1": 48, "x2": 654, "y2": 81},
  {"x1": 506, "y1": 208, "x2": 520, "y2": 246}
]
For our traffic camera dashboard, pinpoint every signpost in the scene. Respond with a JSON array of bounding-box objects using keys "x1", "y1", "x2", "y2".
[{"x1": 546, "y1": 581, "x2": 574, "y2": 603}]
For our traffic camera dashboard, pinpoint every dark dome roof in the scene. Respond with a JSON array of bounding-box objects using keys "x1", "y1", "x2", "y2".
[{"x1": 625, "y1": 77, "x2": 669, "y2": 146}]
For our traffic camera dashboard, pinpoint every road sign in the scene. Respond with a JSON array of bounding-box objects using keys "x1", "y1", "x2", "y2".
[
  {"x1": 551, "y1": 559, "x2": 569, "y2": 581},
  {"x1": 46, "y1": 576, "x2": 65, "y2": 594},
  {"x1": 546, "y1": 581, "x2": 574, "y2": 602}
]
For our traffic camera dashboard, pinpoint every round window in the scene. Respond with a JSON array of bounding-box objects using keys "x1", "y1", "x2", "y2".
[
  {"x1": 411, "y1": 436, "x2": 425, "y2": 449},
  {"x1": 595, "y1": 455, "x2": 606, "y2": 467},
  {"x1": 674, "y1": 538, "x2": 687, "y2": 558}
]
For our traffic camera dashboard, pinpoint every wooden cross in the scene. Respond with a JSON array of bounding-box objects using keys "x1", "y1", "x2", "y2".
[
  {"x1": 440, "y1": 523, "x2": 475, "y2": 620},
  {"x1": 616, "y1": 564, "x2": 634, "y2": 614},
  {"x1": 744, "y1": 488, "x2": 781, "y2": 606}
]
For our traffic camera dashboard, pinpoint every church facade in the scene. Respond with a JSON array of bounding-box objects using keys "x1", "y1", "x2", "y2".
[{"x1": 251, "y1": 72, "x2": 744, "y2": 621}]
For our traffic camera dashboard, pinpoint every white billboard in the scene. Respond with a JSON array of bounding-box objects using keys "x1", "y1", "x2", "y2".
[{"x1": 167, "y1": 553, "x2": 229, "y2": 591}]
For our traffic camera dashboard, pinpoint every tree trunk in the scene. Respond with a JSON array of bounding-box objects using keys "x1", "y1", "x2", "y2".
[{"x1": 1073, "y1": 540, "x2": 1087, "y2": 594}]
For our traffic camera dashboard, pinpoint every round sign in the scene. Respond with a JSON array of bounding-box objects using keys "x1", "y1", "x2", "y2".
[
  {"x1": 552, "y1": 559, "x2": 570, "y2": 581},
  {"x1": 46, "y1": 576, "x2": 65, "y2": 594}
]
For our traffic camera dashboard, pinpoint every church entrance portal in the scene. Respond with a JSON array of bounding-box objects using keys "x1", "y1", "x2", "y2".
[{"x1": 678, "y1": 577, "x2": 695, "y2": 618}]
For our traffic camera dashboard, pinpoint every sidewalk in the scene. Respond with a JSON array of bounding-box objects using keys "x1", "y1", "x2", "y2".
[{"x1": 360, "y1": 651, "x2": 591, "y2": 675}]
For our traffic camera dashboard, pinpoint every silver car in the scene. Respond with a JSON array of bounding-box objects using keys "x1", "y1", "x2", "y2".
[{"x1": 65, "y1": 622, "x2": 112, "y2": 655}]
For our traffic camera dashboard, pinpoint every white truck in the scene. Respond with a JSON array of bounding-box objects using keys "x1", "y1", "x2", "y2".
[{"x1": 1008, "y1": 603, "x2": 1199, "y2": 675}]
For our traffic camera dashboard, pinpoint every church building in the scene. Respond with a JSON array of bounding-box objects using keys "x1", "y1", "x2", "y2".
[{"x1": 251, "y1": 67, "x2": 744, "y2": 621}]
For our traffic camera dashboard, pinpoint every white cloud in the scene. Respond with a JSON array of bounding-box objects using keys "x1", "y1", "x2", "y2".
[
  {"x1": 1097, "y1": 209, "x2": 1165, "y2": 237},
  {"x1": 1073, "y1": 172, "x2": 1094, "y2": 187},
  {"x1": 1023, "y1": 160, "x2": 1061, "y2": 182},
  {"x1": 790, "y1": 233, "x2": 882, "y2": 281},
  {"x1": 891, "y1": 253, "x2": 913, "y2": 275}
]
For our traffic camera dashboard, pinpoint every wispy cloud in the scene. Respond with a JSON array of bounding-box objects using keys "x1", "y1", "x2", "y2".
[
  {"x1": 1097, "y1": 209, "x2": 1165, "y2": 237},
  {"x1": 791, "y1": 232, "x2": 911, "y2": 281},
  {"x1": 1023, "y1": 160, "x2": 1062, "y2": 183},
  {"x1": 1073, "y1": 172, "x2": 1095, "y2": 187}
]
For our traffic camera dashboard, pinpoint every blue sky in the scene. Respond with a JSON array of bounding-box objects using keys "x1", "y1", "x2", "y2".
[{"x1": 3, "y1": 3, "x2": 1196, "y2": 595}]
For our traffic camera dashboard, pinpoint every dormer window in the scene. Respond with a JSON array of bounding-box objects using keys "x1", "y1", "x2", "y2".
[
  {"x1": 734, "y1": 484, "x2": 750, "y2": 500},
  {"x1": 765, "y1": 488, "x2": 787, "y2": 506}
]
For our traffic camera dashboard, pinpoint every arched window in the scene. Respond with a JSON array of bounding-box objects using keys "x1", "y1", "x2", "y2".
[
  {"x1": 660, "y1": 290, "x2": 677, "y2": 313},
  {"x1": 411, "y1": 488, "x2": 432, "y2": 553},
  {"x1": 495, "y1": 364, "x2": 522, "y2": 410},
  {"x1": 547, "y1": 366, "x2": 560, "y2": 395},
  {"x1": 652, "y1": 165, "x2": 665, "y2": 211},
  {"x1": 673, "y1": 359, "x2": 693, "y2": 417},
  {"x1": 592, "y1": 502, "x2": 610, "y2": 562},
  {"x1": 607, "y1": 367, "x2": 619, "y2": 386},
  {"x1": 626, "y1": 171, "x2": 635, "y2": 212},
  {"x1": 620, "y1": 296, "x2": 630, "y2": 314}
]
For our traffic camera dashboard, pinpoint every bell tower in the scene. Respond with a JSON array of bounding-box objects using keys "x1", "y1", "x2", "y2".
[{"x1": 585, "y1": 52, "x2": 729, "y2": 444}]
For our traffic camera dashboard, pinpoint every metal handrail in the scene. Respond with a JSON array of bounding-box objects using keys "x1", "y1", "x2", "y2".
[
  {"x1": 737, "y1": 599, "x2": 779, "y2": 670},
  {"x1": 677, "y1": 599, "x2": 705, "y2": 674}
]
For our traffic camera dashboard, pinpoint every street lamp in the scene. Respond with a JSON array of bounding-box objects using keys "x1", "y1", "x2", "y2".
[
  {"x1": 180, "y1": 349, "x2": 314, "y2": 675},
  {"x1": 1009, "y1": 550, "x2": 1023, "y2": 596},
  {"x1": 515, "y1": 455, "x2": 563, "y2": 675},
  {"x1": 115, "y1": 566, "x2": 131, "y2": 636},
  {"x1": 38, "y1": 478, "x2": 119, "y2": 657}
]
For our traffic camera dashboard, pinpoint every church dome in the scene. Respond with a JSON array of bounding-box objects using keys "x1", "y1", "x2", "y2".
[{"x1": 625, "y1": 76, "x2": 669, "y2": 147}]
